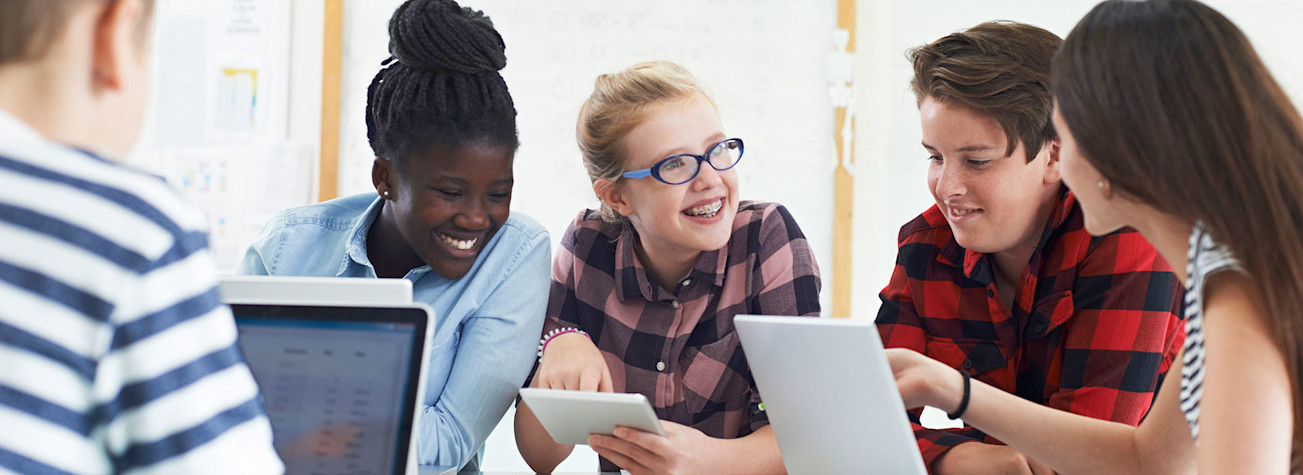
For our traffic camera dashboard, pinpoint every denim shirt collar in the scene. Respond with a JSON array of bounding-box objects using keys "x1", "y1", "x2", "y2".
[{"x1": 341, "y1": 195, "x2": 434, "y2": 279}]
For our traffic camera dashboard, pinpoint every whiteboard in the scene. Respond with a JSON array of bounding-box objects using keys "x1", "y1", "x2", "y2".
[{"x1": 338, "y1": 0, "x2": 840, "y2": 313}]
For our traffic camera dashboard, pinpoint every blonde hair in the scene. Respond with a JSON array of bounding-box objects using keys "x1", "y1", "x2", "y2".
[{"x1": 576, "y1": 61, "x2": 715, "y2": 224}]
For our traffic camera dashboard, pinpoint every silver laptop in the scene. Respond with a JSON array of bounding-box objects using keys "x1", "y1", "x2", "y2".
[
  {"x1": 219, "y1": 275, "x2": 413, "y2": 306},
  {"x1": 735, "y1": 315, "x2": 927, "y2": 474},
  {"x1": 230, "y1": 302, "x2": 433, "y2": 475}
]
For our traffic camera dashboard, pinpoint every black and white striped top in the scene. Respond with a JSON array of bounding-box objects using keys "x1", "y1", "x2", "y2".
[{"x1": 1179, "y1": 222, "x2": 1241, "y2": 441}]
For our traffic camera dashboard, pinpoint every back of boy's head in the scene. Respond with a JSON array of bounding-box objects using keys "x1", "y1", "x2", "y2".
[
  {"x1": 909, "y1": 21, "x2": 1061, "y2": 163},
  {"x1": 0, "y1": 1, "x2": 90, "y2": 64},
  {"x1": 365, "y1": 0, "x2": 518, "y2": 170},
  {"x1": 0, "y1": 0, "x2": 152, "y2": 65}
]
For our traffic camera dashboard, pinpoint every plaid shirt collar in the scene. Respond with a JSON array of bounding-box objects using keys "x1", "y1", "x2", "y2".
[
  {"x1": 956, "y1": 187, "x2": 1077, "y2": 283},
  {"x1": 613, "y1": 226, "x2": 729, "y2": 303}
]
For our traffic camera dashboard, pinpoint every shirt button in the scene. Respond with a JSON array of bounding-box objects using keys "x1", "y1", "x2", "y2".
[
  {"x1": 962, "y1": 359, "x2": 974, "y2": 370},
  {"x1": 986, "y1": 289, "x2": 994, "y2": 298},
  {"x1": 656, "y1": 361, "x2": 666, "y2": 371},
  {"x1": 682, "y1": 279, "x2": 692, "y2": 286},
  {"x1": 671, "y1": 300, "x2": 680, "y2": 309}
]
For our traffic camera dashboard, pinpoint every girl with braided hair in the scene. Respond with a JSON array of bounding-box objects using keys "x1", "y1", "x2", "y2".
[{"x1": 239, "y1": 0, "x2": 549, "y2": 470}]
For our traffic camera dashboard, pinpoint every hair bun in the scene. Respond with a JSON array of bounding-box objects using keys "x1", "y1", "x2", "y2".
[{"x1": 388, "y1": 0, "x2": 506, "y2": 74}]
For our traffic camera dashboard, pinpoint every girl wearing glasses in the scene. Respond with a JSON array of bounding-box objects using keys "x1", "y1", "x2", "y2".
[{"x1": 514, "y1": 61, "x2": 821, "y2": 474}]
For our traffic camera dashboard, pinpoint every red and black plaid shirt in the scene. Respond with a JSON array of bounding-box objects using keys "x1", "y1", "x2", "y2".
[
  {"x1": 542, "y1": 201, "x2": 821, "y2": 471},
  {"x1": 877, "y1": 188, "x2": 1185, "y2": 470}
]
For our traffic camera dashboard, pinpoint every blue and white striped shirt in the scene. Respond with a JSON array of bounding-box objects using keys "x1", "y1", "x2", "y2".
[{"x1": 0, "y1": 111, "x2": 283, "y2": 474}]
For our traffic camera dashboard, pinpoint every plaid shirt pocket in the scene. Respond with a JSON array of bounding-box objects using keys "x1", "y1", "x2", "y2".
[
  {"x1": 1026, "y1": 290, "x2": 1074, "y2": 341},
  {"x1": 680, "y1": 331, "x2": 752, "y2": 414},
  {"x1": 924, "y1": 336, "x2": 1008, "y2": 376}
]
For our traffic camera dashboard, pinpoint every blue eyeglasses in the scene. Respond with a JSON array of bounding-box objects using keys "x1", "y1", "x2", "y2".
[{"x1": 621, "y1": 138, "x2": 745, "y2": 185}]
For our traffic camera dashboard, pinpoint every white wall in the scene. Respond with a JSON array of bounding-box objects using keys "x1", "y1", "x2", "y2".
[{"x1": 287, "y1": 0, "x2": 324, "y2": 201}]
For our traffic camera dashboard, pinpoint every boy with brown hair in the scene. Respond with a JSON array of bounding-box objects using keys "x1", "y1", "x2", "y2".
[{"x1": 877, "y1": 21, "x2": 1185, "y2": 474}]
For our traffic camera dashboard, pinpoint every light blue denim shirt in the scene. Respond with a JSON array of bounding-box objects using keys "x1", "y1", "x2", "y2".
[{"x1": 238, "y1": 192, "x2": 549, "y2": 470}]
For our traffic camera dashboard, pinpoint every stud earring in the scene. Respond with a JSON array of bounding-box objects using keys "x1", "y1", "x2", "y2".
[
  {"x1": 382, "y1": 190, "x2": 391, "y2": 198},
  {"x1": 1097, "y1": 180, "x2": 1106, "y2": 190},
  {"x1": 1096, "y1": 179, "x2": 1115, "y2": 200}
]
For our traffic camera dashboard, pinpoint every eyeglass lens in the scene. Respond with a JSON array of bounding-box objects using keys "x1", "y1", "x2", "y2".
[{"x1": 656, "y1": 139, "x2": 742, "y2": 184}]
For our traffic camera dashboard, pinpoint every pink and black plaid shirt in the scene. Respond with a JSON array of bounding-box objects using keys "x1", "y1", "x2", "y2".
[{"x1": 540, "y1": 201, "x2": 820, "y2": 469}]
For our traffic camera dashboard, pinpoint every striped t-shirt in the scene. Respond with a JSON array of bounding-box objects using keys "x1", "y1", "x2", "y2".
[
  {"x1": 0, "y1": 111, "x2": 282, "y2": 474},
  {"x1": 1179, "y1": 222, "x2": 1240, "y2": 441}
]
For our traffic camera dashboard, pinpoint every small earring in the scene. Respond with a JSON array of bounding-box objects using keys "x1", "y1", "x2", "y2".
[
  {"x1": 382, "y1": 190, "x2": 391, "y2": 198},
  {"x1": 1097, "y1": 180, "x2": 1114, "y2": 199},
  {"x1": 1097, "y1": 181, "x2": 1105, "y2": 190}
]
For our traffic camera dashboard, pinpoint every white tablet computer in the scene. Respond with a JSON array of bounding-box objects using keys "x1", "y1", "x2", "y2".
[
  {"x1": 518, "y1": 388, "x2": 665, "y2": 445},
  {"x1": 735, "y1": 315, "x2": 927, "y2": 474}
]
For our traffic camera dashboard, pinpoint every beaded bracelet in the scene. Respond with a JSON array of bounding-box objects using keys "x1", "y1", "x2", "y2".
[{"x1": 537, "y1": 327, "x2": 590, "y2": 358}]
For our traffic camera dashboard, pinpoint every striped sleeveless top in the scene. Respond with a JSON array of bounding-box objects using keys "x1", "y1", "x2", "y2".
[
  {"x1": 1179, "y1": 222, "x2": 1240, "y2": 440},
  {"x1": 1181, "y1": 223, "x2": 1300, "y2": 473},
  {"x1": 1183, "y1": 221, "x2": 1240, "y2": 437}
]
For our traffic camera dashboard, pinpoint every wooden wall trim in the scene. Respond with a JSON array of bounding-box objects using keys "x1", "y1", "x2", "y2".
[
  {"x1": 318, "y1": 0, "x2": 343, "y2": 202},
  {"x1": 833, "y1": 0, "x2": 856, "y2": 318}
]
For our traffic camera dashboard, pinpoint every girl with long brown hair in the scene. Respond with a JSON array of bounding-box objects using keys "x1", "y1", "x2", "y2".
[{"x1": 888, "y1": 0, "x2": 1303, "y2": 472}]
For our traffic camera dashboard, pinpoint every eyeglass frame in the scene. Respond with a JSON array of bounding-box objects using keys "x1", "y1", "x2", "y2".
[{"x1": 619, "y1": 138, "x2": 745, "y2": 185}]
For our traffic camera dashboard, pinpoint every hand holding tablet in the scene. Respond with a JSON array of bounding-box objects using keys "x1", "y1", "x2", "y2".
[{"x1": 518, "y1": 388, "x2": 665, "y2": 445}]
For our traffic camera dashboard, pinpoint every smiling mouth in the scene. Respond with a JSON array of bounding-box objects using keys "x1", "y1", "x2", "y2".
[
  {"x1": 683, "y1": 198, "x2": 724, "y2": 218},
  {"x1": 438, "y1": 232, "x2": 478, "y2": 250},
  {"x1": 948, "y1": 206, "x2": 982, "y2": 219}
]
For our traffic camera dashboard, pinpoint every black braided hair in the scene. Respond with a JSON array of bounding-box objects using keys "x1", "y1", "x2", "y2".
[{"x1": 365, "y1": 0, "x2": 517, "y2": 168}]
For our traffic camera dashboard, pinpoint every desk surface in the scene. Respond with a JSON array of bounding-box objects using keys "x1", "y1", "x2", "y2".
[{"x1": 419, "y1": 467, "x2": 616, "y2": 475}]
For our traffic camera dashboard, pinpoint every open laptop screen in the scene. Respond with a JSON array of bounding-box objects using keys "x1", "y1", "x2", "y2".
[{"x1": 231, "y1": 304, "x2": 429, "y2": 475}]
